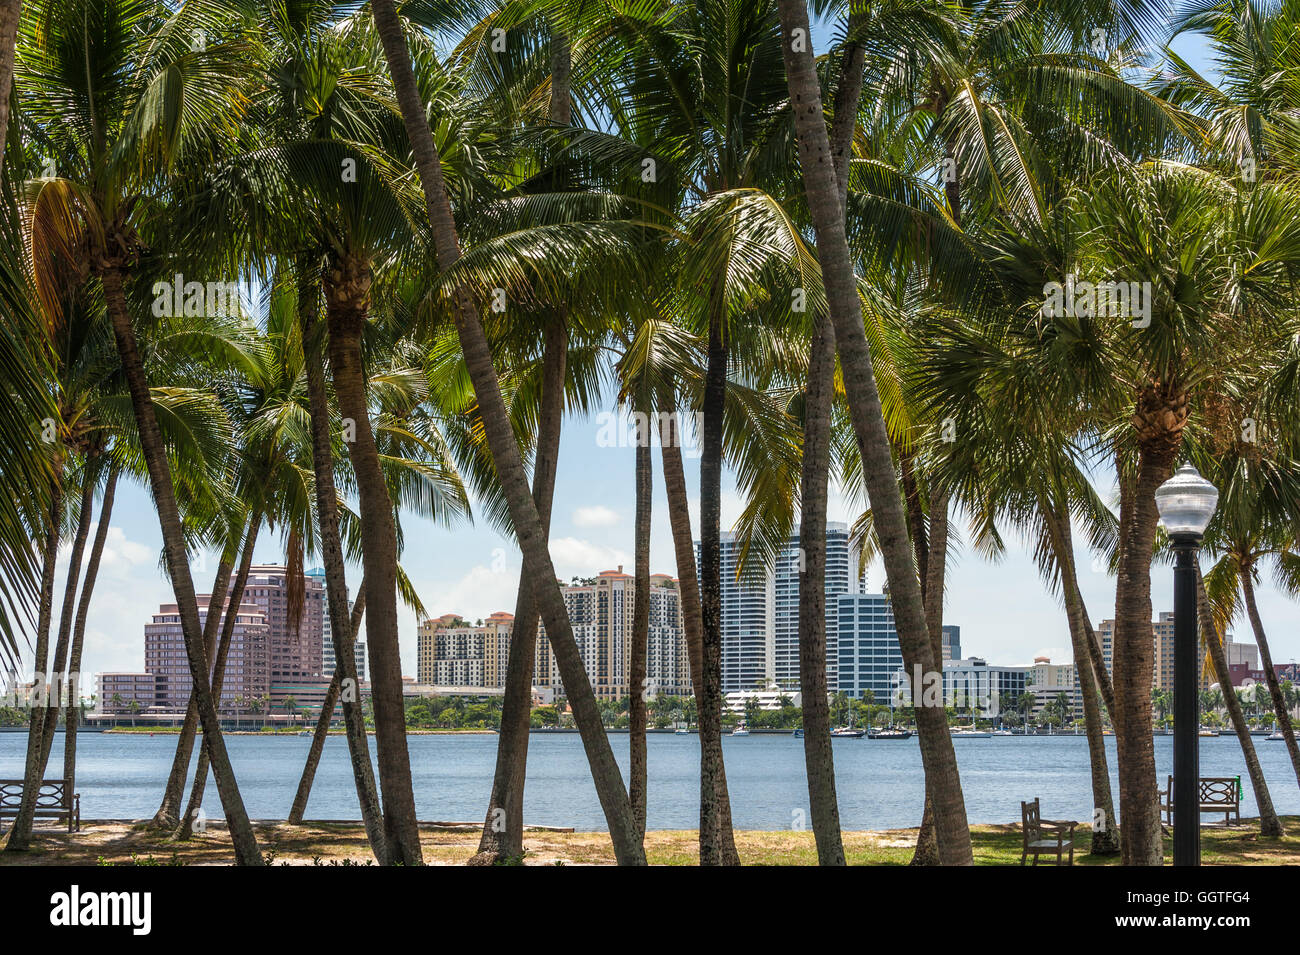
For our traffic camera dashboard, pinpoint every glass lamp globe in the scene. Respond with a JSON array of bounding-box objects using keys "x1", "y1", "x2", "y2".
[{"x1": 1155, "y1": 463, "x2": 1218, "y2": 542}]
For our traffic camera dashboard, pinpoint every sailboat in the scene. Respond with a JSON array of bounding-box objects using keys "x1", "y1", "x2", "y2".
[{"x1": 866, "y1": 726, "x2": 911, "y2": 740}]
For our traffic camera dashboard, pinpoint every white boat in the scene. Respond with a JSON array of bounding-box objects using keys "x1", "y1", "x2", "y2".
[
  {"x1": 951, "y1": 727, "x2": 992, "y2": 738},
  {"x1": 1267, "y1": 730, "x2": 1300, "y2": 740},
  {"x1": 991, "y1": 729, "x2": 1014, "y2": 737},
  {"x1": 674, "y1": 727, "x2": 690, "y2": 735},
  {"x1": 729, "y1": 726, "x2": 750, "y2": 737}
]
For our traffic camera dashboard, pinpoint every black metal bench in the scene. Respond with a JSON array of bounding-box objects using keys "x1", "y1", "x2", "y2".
[
  {"x1": 1160, "y1": 775, "x2": 1241, "y2": 827},
  {"x1": 0, "y1": 778, "x2": 80, "y2": 833}
]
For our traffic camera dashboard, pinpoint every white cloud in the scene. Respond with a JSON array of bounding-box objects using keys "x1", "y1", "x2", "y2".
[
  {"x1": 549, "y1": 537, "x2": 629, "y2": 578},
  {"x1": 573, "y1": 504, "x2": 620, "y2": 528},
  {"x1": 417, "y1": 562, "x2": 519, "y2": 623}
]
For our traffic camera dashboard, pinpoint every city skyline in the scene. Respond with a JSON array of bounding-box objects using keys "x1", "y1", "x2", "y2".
[{"x1": 50, "y1": 426, "x2": 1300, "y2": 690}]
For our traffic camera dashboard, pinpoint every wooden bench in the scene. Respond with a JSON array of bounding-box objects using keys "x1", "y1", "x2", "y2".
[
  {"x1": 1160, "y1": 775, "x2": 1241, "y2": 827},
  {"x1": 0, "y1": 778, "x2": 80, "y2": 833},
  {"x1": 1021, "y1": 798, "x2": 1076, "y2": 865}
]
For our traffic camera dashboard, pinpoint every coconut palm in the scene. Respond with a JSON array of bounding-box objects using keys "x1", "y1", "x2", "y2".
[
  {"x1": 0, "y1": 0, "x2": 19, "y2": 174},
  {"x1": 371, "y1": 0, "x2": 647, "y2": 865},
  {"x1": 775, "y1": 0, "x2": 975, "y2": 864},
  {"x1": 13, "y1": 0, "x2": 264, "y2": 863}
]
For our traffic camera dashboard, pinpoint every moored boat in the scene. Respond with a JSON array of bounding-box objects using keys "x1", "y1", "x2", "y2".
[{"x1": 866, "y1": 726, "x2": 911, "y2": 740}]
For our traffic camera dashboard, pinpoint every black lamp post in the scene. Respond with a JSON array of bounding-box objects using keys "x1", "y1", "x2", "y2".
[{"x1": 1154, "y1": 463, "x2": 1219, "y2": 867}]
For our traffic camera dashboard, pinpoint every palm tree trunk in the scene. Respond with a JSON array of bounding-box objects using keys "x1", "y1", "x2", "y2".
[
  {"x1": 101, "y1": 266, "x2": 261, "y2": 864},
  {"x1": 629, "y1": 411, "x2": 652, "y2": 839},
  {"x1": 1198, "y1": 566, "x2": 1281, "y2": 836},
  {"x1": 1045, "y1": 506, "x2": 1120, "y2": 854},
  {"x1": 1113, "y1": 448, "x2": 1175, "y2": 865},
  {"x1": 775, "y1": 0, "x2": 972, "y2": 864},
  {"x1": 31, "y1": 461, "x2": 97, "y2": 787},
  {"x1": 658, "y1": 412, "x2": 738, "y2": 848},
  {"x1": 794, "y1": 14, "x2": 862, "y2": 867},
  {"x1": 797, "y1": 319, "x2": 844, "y2": 865},
  {"x1": 1240, "y1": 568, "x2": 1300, "y2": 790},
  {"x1": 291, "y1": 671, "x2": 340, "y2": 818},
  {"x1": 473, "y1": 321, "x2": 566, "y2": 865},
  {"x1": 151, "y1": 547, "x2": 235, "y2": 829},
  {"x1": 324, "y1": 255, "x2": 421, "y2": 866},
  {"x1": 4, "y1": 473, "x2": 61, "y2": 852},
  {"x1": 299, "y1": 276, "x2": 387, "y2": 861},
  {"x1": 176, "y1": 518, "x2": 262, "y2": 839},
  {"x1": 660, "y1": 418, "x2": 703, "y2": 684},
  {"x1": 910, "y1": 486, "x2": 950, "y2": 865},
  {"x1": 471, "y1": 20, "x2": 575, "y2": 866},
  {"x1": 698, "y1": 309, "x2": 742, "y2": 866},
  {"x1": 288, "y1": 585, "x2": 368, "y2": 826},
  {"x1": 0, "y1": 0, "x2": 20, "y2": 178},
  {"x1": 64, "y1": 462, "x2": 119, "y2": 793},
  {"x1": 372, "y1": 0, "x2": 644, "y2": 865}
]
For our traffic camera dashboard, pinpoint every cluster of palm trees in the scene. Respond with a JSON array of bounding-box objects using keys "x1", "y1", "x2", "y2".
[{"x1": 1, "y1": 0, "x2": 1299, "y2": 867}]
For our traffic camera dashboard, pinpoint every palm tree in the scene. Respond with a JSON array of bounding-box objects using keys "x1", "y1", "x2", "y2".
[
  {"x1": 1201, "y1": 444, "x2": 1300, "y2": 791},
  {"x1": 1077, "y1": 167, "x2": 1300, "y2": 864},
  {"x1": 13, "y1": 0, "x2": 264, "y2": 865},
  {"x1": 370, "y1": 0, "x2": 645, "y2": 865},
  {"x1": 0, "y1": 0, "x2": 20, "y2": 174},
  {"x1": 63, "y1": 460, "x2": 120, "y2": 796},
  {"x1": 775, "y1": 0, "x2": 973, "y2": 864}
]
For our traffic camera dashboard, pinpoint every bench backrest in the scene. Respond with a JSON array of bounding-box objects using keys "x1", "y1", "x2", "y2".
[
  {"x1": 1021, "y1": 798, "x2": 1041, "y2": 845},
  {"x1": 0, "y1": 778, "x2": 70, "y2": 811},
  {"x1": 1164, "y1": 775, "x2": 1239, "y2": 804}
]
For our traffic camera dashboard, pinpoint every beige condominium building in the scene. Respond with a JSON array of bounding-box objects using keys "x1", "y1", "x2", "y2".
[
  {"x1": 1096, "y1": 612, "x2": 1211, "y2": 693},
  {"x1": 535, "y1": 568, "x2": 692, "y2": 701},
  {"x1": 1027, "y1": 656, "x2": 1078, "y2": 718},
  {"x1": 419, "y1": 570, "x2": 692, "y2": 701},
  {"x1": 417, "y1": 612, "x2": 514, "y2": 687}
]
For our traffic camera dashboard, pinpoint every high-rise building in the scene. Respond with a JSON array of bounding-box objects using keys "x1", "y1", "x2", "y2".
[
  {"x1": 239, "y1": 566, "x2": 325, "y2": 703},
  {"x1": 1027, "y1": 656, "x2": 1078, "y2": 718},
  {"x1": 700, "y1": 522, "x2": 863, "y2": 693},
  {"x1": 941, "y1": 625, "x2": 961, "y2": 662},
  {"x1": 1227, "y1": 640, "x2": 1258, "y2": 670},
  {"x1": 305, "y1": 567, "x2": 367, "y2": 682},
  {"x1": 98, "y1": 672, "x2": 156, "y2": 713},
  {"x1": 535, "y1": 569, "x2": 691, "y2": 700},
  {"x1": 835, "y1": 593, "x2": 903, "y2": 704},
  {"x1": 142, "y1": 564, "x2": 326, "y2": 714},
  {"x1": 144, "y1": 596, "x2": 270, "y2": 712},
  {"x1": 417, "y1": 612, "x2": 513, "y2": 687},
  {"x1": 1096, "y1": 613, "x2": 1209, "y2": 692}
]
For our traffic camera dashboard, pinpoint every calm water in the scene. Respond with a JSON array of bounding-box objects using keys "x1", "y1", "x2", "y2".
[{"x1": 3, "y1": 731, "x2": 1298, "y2": 830}]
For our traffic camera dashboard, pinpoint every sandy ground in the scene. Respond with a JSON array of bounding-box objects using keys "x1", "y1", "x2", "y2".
[
  {"x1": 0, "y1": 819, "x2": 928, "y2": 865},
  {"x1": 2, "y1": 817, "x2": 1294, "y2": 865}
]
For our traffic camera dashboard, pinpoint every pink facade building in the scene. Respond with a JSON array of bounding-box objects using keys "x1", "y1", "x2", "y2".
[{"x1": 144, "y1": 597, "x2": 270, "y2": 712}]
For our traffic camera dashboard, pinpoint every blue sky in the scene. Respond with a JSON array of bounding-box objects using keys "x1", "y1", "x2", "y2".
[{"x1": 37, "y1": 24, "x2": 1300, "y2": 685}]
